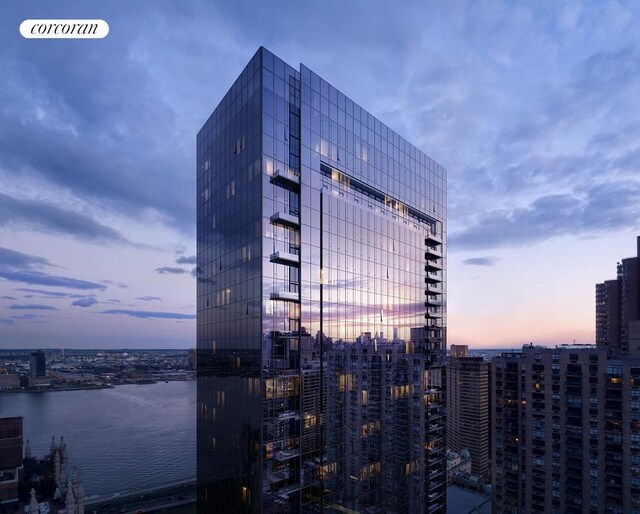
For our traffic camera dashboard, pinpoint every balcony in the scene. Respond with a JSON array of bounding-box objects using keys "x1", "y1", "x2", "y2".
[
  {"x1": 426, "y1": 283, "x2": 442, "y2": 294},
  {"x1": 425, "y1": 246, "x2": 442, "y2": 259},
  {"x1": 425, "y1": 310, "x2": 443, "y2": 320},
  {"x1": 279, "y1": 410, "x2": 300, "y2": 420},
  {"x1": 274, "y1": 448, "x2": 300, "y2": 461},
  {"x1": 428, "y1": 468, "x2": 443, "y2": 481},
  {"x1": 425, "y1": 260, "x2": 443, "y2": 272},
  {"x1": 428, "y1": 456, "x2": 444, "y2": 467},
  {"x1": 425, "y1": 298, "x2": 443, "y2": 307},
  {"x1": 270, "y1": 291, "x2": 300, "y2": 302},
  {"x1": 270, "y1": 211, "x2": 299, "y2": 229},
  {"x1": 270, "y1": 168, "x2": 300, "y2": 189},
  {"x1": 425, "y1": 273, "x2": 442, "y2": 284},
  {"x1": 425, "y1": 232, "x2": 442, "y2": 246},
  {"x1": 270, "y1": 251, "x2": 300, "y2": 266}
]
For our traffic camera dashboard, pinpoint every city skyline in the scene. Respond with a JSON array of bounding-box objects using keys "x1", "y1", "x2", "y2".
[{"x1": 1, "y1": 1, "x2": 639, "y2": 348}]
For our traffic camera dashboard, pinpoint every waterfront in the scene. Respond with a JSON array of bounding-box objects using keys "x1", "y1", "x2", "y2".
[{"x1": 0, "y1": 380, "x2": 195, "y2": 496}]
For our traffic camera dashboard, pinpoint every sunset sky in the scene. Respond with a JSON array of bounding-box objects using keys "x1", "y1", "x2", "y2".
[{"x1": 1, "y1": 0, "x2": 639, "y2": 348}]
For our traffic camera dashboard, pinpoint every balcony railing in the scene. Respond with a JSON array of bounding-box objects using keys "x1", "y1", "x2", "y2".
[
  {"x1": 270, "y1": 211, "x2": 299, "y2": 229},
  {"x1": 270, "y1": 168, "x2": 300, "y2": 189}
]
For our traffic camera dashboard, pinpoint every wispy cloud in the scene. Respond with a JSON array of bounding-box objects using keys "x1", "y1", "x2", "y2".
[
  {"x1": 0, "y1": 295, "x2": 17, "y2": 300},
  {"x1": 101, "y1": 309, "x2": 195, "y2": 320},
  {"x1": 0, "y1": 270, "x2": 106, "y2": 290},
  {"x1": 0, "y1": 247, "x2": 50, "y2": 269},
  {"x1": 9, "y1": 304, "x2": 56, "y2": 310},
  {"x1": 462, "y1": 257, "x2": 498, "y2": 267},
  {"x1": 0, "y1": 248, "x2": 107, "y2": 291},
  {"x1": 0, "y1": 193, "x2": 130, "y2": 244},
  {"x1": 135, "y1": 296, "x2": 162, "y2": 301},
  {"x1": 101, "y1": 280, "x2": 129, "y2": 289},
  {"x1": 11, "y1": 314, "x2": 45, "y2": 320},
  {"x1": 155, "y1": 267, "x2": 187, "y2": 275},
  {"x1": 15, "y1": 288, "x2": 86, "y2": 299}
]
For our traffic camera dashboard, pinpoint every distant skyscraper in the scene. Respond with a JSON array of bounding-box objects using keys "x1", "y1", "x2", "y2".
[
  {"x1": 447, "y1": 353, "x2": 490, "y2": 479},
  {"x1": 449, "y1": 344, "x2": 468, "y2": 358},
  {"x1": 29, "y1": 351, "x2": 46, "y2": 378},
  {"x1": 596, "y1": 235, "x2": 640, "y2": 357},
  {"x1": 197, "y1": 48, "x2": 447, "y2": 513},
  {"x1": 492, "y1": 346, "x2": 640, "y2": 514}
]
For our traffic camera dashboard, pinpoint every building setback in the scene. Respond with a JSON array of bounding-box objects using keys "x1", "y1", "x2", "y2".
[
  {"x1": 492, "y1": 346, "x2": 640, "y2": 514},
  {"x1": 447, "y1": 353, "x2": 490, "y2": 480},
  {"x1": 196, "y1": 48, "x2": 447, "y2": 513}
]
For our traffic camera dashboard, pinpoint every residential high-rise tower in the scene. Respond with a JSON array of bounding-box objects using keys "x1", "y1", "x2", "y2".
[
  {"x1": 492, "y1": 346, "x2": 640, "y2": 514},
  {"x1": 596, "y1": 236, "x2": 640, "y2": 357},
  {"x1": 196, "y1": 48, "x2": 447, "y2": 513},
  {"x1": 447, "y1": 353, "x2": 490, "y2": 479}
]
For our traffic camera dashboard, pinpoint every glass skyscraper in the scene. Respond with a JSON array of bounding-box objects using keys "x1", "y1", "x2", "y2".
[{"x1": 197, "y1": 47, "x2": 447, "y2": 513}]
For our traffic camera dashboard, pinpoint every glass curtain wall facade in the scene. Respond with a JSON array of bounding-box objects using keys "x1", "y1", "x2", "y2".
[{"x1": 197, "y1": 47, "x2": 447, "y2": 513}]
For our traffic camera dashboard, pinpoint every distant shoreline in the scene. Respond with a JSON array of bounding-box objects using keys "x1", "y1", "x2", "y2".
[
  {"x1": 0, "y1": 378, "x2": 195, "y2": 394},
  {"x1": 0, "y1": 384, "x2": 114, "y2": 393}
]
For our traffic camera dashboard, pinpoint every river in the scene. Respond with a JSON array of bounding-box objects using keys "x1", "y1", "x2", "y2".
[{"x1": 0, "y1": 380, "x2": 196, "y2": 496}]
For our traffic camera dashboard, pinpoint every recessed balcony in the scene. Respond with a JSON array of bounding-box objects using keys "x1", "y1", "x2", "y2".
[
  {"x1": 270, "y1": 251, "x2": 300, "y2": 266},
  {"x1": 270, "y1": 211, "x2": 300, "y2": 229}
]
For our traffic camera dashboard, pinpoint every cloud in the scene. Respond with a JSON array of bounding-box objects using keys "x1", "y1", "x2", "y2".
[
  {"x1": 0, "y1": 247, "x2": 50, "y2": 269},
  {"x1": 0, "y1": 193, "x2": 130, "y2": 244},
  {"x1": 135, "y1": 296, "x2": 161, "y2": 301},
  {"x1": 0, "y1": 296, "x2": 17, "y2": 300},
  {"x1": 11, "y1": 314, "x2": 45, "y2": 320},
  {"x1": 462, "y1": 257, "x2": 497, "y2": 267},
  {"x1": 156, "y1": 267, "x2": 187, "y2": 274},
  {"x1": 0, "y1": 318, "x2": 16, "y2": 325},
  {"x1": 101, "y1": 309, "x2": 196, "y2": 320},
  {"x1": 9, "y1": 304, "x2": 56, "y2": 310},
  {"x1": 0, "y1": 269, "x2": 106, "y2": 290},
  {"x1": 101, "y1": 280, "x2": 129, "y2": 289},
  {"x1": 14, "y1": 288, "x2": 86, "y2": 298},
  {"x1": 0, "y1": 4, "x2": 199, "y2": 237},
  {"x1": 176, "y1": 255, "x2": 196, "y2": 265},
  {"x1": 450, "y1": 181, "x2": 640, "y2": 250},
  {"x1": 0, "y1": 248, "x2": 107, "y2": 291},
  {"x1": 72, "y1": 297, "x2": 98, "y2": 308}
]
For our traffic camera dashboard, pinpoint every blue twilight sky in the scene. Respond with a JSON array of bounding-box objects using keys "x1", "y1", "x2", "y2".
[{"x1": 0, "y1": 0, "x2": 639, "y2": 349}]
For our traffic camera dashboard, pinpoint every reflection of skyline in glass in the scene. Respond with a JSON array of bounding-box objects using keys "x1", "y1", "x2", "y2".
[{"x1": 197, "y1": 47, "x2": 446, "y2": 512}]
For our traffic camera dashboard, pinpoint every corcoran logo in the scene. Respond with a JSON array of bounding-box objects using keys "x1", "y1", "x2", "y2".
[{"x1": 20, "y1": 19, "x2": 109, "y2": 39}]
